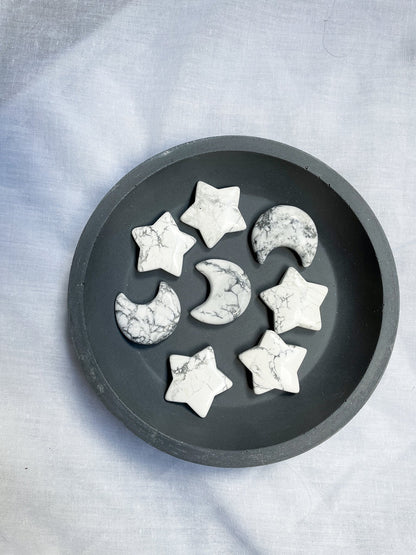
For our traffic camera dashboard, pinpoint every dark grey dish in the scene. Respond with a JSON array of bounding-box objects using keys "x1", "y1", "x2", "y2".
[{"x1": 68, "y1": 136, "x2": 399, "y2": 467}]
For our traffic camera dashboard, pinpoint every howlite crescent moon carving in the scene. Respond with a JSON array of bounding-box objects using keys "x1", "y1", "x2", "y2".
[
  {"x1": 251, "y1": 205, "x2": 318, "y2": 267},
  {"x1": 115, "y1": 282, "x2": 180, "y2": 345},
  {"x1": 190, "y1": 259, "x2": 251, "y2": 325}
]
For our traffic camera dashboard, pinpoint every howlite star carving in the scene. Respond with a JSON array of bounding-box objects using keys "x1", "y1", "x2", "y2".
[
  {"x1": 239, "y1": 330, "x2": 307, "y2": 394},
  {"x1": 260, "y1": 267, "x2": 328, "y2": 334},
  {"x1": 180, "y1": 181, "x2": 246, "y2": 248},
  {"x1": 165, "y1": 346, "x2": 233, "y2": 417},
  {"x1": 132, "y1": 211, "x2": 196, "y2": 276}
]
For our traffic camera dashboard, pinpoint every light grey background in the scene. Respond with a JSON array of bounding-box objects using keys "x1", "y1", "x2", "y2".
[{"x1": 1, "y1": 1, "x2": 415, "y2": 553}]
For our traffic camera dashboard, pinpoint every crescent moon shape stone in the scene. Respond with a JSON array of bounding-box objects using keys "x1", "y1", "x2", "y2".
[
  {"x1": 190, "y1": 259, "x2": 251, "y2": 325},
  {"x1": 115, "y1": 282, "x2": 181, "y2": 345},
  {"x1": 251, "y1": 205, "x2": 318, "y2": 267}
]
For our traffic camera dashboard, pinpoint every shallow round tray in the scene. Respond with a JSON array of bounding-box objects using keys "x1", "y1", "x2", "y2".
[{"x1": 68, "y1": 136, "x2": 399, "y2": 467}]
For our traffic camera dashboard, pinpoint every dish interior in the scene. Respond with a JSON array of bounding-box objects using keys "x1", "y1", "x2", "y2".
[{"x1": 83, "y1": 151, "x2": 383, "y2": 450}]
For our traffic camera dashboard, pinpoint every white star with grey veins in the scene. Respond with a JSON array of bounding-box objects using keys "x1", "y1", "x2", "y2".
[
  {"x1": 165, "y1": 346, "x2": 233, "y2": 418},
  {"x1": 260, "y1": 267, "x2": 328, "y2": 334},
  {"x1": 132, "y1": 211, "x2": 196, "y2": 276},
  {"x1": 180, "y1": 181, "x2": 246, "y2": 248},
  {"x1": 238, "y1": 330, "x2": 307, "y2": 394}
]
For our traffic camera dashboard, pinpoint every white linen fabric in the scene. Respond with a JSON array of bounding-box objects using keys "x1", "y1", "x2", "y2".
[{"x1": 1, "y1": 1, "x2": 415, "y2": 553}]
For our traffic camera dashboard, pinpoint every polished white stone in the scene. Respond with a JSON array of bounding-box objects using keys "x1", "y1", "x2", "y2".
[
  {"x1": 238, "y1": 330, "x2": 307, "y2": 394},
  {"x1": 251, "y1": 205, "x2": 318, "y2": 267},
  {"x1": 132, "y1": 211, "x2": 196, "y2": 276},
  {"x1": 260, "y1": 267, "x2": 328, "y2": 334},
  {"x1": 115, "y1": 282, "x2": 181, "y2": 345},
  {"x1": 180, "y1": 181, "x2": 246, "y2": 248},
  {"x1": 165, "y1": 346, "x2": 233, "y2": 418},
  {"x1": 190, "y1": 259, "x2": 251, "y2": 325}
]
